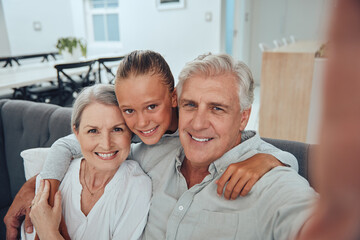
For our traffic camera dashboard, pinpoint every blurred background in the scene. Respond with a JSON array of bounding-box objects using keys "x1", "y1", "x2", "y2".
[{"x1": 0, "y1": 0, "x2": 332, "y2": 83}]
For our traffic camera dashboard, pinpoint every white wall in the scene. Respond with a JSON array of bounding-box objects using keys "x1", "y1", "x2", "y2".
[
  {"x1": 2, "y1": 0, "x2": 75, "y2": 55},
  {"x1": 1, "y1": 0, "x2": 223, "y2": 82},
  {"x1": 114, "y1": 0, "x2": 223, "y2": 81},
  {"x1": 0, "y1": 0, "x2": 11, "y2": 56},
  {"x1": 247, "y1": 0, "x2": 332, "y2": 84}
]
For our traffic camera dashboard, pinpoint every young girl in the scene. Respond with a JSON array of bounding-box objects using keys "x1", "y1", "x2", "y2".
[{"x1": 17, "y1": 50, "x2": 298, "y2": 238}]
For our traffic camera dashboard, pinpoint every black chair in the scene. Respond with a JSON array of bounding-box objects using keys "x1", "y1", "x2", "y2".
[
  {"x1": 1, "y1": 52, "x2": 59, "y2": 68},
  {"x1": 26, "y1": 60, "x2": 96, "y2": 106},
  {"x1": 15, "y1": 52, "x2": 58, "y2": 65},
  {"x1": 0, "y1": 57, "x2": 17, "y2": 68},
  {"x1": 97, "y1": 56, "x2": 123, "y2": 84}
]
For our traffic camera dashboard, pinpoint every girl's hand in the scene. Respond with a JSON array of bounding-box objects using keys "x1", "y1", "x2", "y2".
[
  {"x1": 216, "y1": 153, "x2": 283, "y2": 199},
  {"x1": 30, "y1": 180, "x2": 64, "y2": 240}
]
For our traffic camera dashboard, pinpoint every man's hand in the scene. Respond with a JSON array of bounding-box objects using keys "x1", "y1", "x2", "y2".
[
  {"x1": 4, "y1": 176, "x2": 36, "y2": 240},
  {"x1": 216, "y1": 153, "x2": 283, "y2": 199}
]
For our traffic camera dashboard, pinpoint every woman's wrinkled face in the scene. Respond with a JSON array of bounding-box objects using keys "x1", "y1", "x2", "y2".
[
  {"x1": 74, "y1": 102, "x2": 132, "y2": 172},
  {"x1": 115, "y1": 74, "x2": 177, "y2": 145}
]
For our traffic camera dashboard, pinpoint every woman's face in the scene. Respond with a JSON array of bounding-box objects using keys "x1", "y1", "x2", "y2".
[
  {"x1": 115, "y1": 74, "x2": 177, "y2": 145},
  {"x1": 74, "y1": 102, "x2": 132, "y2": 172}
]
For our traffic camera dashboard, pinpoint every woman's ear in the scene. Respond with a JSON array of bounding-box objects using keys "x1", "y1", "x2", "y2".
[
  {"x1": 171, "y1": 88, "x2": 178, "y2": 108},
  {"x1": 73, "y1": 125, "x2": 79, "y2": 138}
]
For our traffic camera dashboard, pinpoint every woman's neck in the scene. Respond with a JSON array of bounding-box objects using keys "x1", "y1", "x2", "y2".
[
  {"x1": 81, "y1": 160, "x2": 116, "y2": 190},
  {"x1": 79, "y1": 159, "x2": 117, "y2": 216}
]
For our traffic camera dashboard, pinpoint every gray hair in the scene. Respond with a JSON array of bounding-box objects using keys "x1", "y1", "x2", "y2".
[
  {"x1": 71, "y1": 84, "x2": 118, "y2": 132},
  {"x1": 176, "y1": 53, "x2": 254, "y2": 111}
]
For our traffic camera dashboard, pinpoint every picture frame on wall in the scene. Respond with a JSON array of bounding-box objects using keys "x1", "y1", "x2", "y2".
[{"x1": 156, "y1": 0, "x2": 185, "y2": 10}]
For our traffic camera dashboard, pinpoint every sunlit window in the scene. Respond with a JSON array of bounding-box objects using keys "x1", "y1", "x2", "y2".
[{"x1": 86, "y1": 0, "x2": 120, "y2": 42}]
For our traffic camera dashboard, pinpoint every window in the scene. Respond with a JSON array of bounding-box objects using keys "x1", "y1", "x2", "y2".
[{"x1": 85, "y1": 0, "x2": 120, "y2": 42}]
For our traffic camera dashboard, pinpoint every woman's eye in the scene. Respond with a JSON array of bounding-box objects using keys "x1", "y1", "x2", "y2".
[
  {"x1": 147, "y1": 104, "x2": 157, "y2": 110},
  {"x1": 88, "y1": 129, "x2": 97, "y2": 134},
  {"x1": 114, "y1": 127, "x2": 123, "y2": 132},
  {"x1": 124, "y1": 109, "x2": 134, "y2": 114}
]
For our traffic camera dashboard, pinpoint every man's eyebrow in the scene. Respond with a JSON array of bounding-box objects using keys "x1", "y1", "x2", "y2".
[
  {"x1": 179, "y1": 98, "x2": 194, "y2": 104},
  {"x1": 209, "y1": 102, "x2": 230, "y2": 109}
]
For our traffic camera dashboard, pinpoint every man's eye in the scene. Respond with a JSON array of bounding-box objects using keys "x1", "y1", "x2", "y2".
[
  {"x1": 114, "y1": 127, "x2": 123, "y2": 132},
  {"x1": 124, "y1": 109, "x2": 134, "y2": 114},
  {"x1": 183, "y1": 102, "x2": 195, "y2": 108},
  {"x1": 147, "y1": 104, "x2": 157, "y2": 110},
  {"x1": 88, "y1": 129, "x2": 97, "y2": 134},
  {"x1": 213, "y1": 106, "x2": 224, "y2": 111}
]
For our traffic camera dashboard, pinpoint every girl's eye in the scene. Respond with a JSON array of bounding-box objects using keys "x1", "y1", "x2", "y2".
[
  {"x1": 147, "y1": 104, "x2": 157, "y2": 110},
  {"x1": 124, "y1": 109, "x2": 134, "y2": 114},
  {"x1": 88, "y1": 129, "x2": 97, "y2": 134},
  {"x1": 114, "y1": 127, "x2": 123, "y2": 132}
]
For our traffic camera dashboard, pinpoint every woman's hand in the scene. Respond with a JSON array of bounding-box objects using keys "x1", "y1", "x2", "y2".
[
  {"x1": 29, "y1": 180, "x2": 64, "y2": 240},
  {"x1": 216, "y1": 153, "x2": 283, "y2": 199}
]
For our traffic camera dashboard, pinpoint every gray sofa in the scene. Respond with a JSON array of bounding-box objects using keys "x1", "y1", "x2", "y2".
[{"x1": 0, "y1": 99, "x2": 313, "y2": 239}]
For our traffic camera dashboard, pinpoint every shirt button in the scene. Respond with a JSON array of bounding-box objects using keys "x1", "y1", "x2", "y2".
[
  {"x1": 178, "y1": 205, "x2": 184, "y2": 211},
  {"x1": 220, "y1": 169, "x2": 224, "y2": 173}
]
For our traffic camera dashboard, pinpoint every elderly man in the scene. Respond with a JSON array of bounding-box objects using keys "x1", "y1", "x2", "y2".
[{"x1": 135, "y1": 53, "x2": 317, "y2": 239}]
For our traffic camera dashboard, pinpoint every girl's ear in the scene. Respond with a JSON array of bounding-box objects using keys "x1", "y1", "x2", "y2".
[{"x1": 171, "y1": 88, "x2": 178, "y2": 107}]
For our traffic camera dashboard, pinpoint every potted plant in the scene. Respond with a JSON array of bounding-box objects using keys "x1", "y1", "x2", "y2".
[{"x1": 56, "y1": 37, "x2": 87, "y2": 61}]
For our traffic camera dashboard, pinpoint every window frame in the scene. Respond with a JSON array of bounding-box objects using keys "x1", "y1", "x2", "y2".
[{"x1": 84, "y1": 0, "x2": 121, "y2": 46}]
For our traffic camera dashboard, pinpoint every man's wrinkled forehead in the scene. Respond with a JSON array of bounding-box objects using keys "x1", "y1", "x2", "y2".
[{"x1": 179, "y1": 73, "x2": 239, "y2": 101}]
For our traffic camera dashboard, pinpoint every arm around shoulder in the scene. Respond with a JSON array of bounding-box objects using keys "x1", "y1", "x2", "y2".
[{"x1": 40, "y1": 133, "x2": 81, "y2": 181}]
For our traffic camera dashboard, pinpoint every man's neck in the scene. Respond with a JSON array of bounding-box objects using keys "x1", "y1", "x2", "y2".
[{"x1": 180, "y1": 158, "x2": 210, "y2": 189}]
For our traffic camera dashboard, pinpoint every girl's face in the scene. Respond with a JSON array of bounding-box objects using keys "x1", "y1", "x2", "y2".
[
  {"x1": 74, "y1": 102, "x2": 132, "y2": 173},
  {"x1": 115, "y1": 74, "x2": 178, "y2": 145}
]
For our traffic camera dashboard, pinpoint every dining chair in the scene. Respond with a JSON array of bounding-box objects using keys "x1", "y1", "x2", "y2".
[
  {"x1": 273, "y1": 40, "x2": 282, "y2": 48},
  {"x1": 16, "y1": 52, "x2": 58, "y2": 65},
  {"x1": 258, "y1": 43, "x2": 271, "y2": 52},
  {"x1": 290, "y1": 35, "x2": 296, "y2": 43},
  {"x1": 282, "y1": 37, "x2": 288, "y2": 45},
  {"x1": 26, "y1": 60, "x2": 96, "y2": 106},
  {"x1": 97, "y1": 56, "x2": 124, "y2": 84}
]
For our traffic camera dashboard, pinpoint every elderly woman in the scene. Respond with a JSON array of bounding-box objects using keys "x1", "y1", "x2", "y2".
[{"x1": 24, "y1": 84, "x2": 151, "y2": 240}]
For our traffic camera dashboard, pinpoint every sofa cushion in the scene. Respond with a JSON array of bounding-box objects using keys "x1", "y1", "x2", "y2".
[
  {"x1": 21, "y1": 147, "x2": 50, "y2": 180},
  {"x1": 1, "y1": 100, "x2": 72, "y2": 199},
  {"x1": 0, "y1": 100, "x2": 12, "y2": 209}
]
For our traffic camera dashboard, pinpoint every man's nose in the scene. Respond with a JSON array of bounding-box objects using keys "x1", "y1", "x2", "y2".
[{"x1": 191, "y1": 108, "x2": 209, "y2": 130}]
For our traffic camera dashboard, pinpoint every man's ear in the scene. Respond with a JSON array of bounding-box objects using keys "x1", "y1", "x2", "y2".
[
  {"x1": 239, "y1": 107, "x2": 251, "y2": 131},
  {"x1": 171, "y1": 88, "x2": 178, "y2": 108}
]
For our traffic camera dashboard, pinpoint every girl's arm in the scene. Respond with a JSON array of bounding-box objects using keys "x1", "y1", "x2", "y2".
[{"x1": 217, "y1": 139, "x2": 298, "y2": 199}]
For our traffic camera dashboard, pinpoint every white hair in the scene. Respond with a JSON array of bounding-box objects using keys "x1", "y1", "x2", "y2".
[
  {"x1": 71, "y1": 84, "x2": 118, "y2": 132},
  {"x1": 176, "y1": 53, "x2": 254, "y2": 111}
]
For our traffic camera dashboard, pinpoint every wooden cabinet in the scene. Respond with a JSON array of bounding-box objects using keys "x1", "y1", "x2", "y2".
[{"x1": 259, "y1": 41, "x2": 325, "y2": 143}]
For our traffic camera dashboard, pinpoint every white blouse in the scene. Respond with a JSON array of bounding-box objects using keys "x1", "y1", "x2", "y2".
[{"x1": 22, "y1": 158, "x2": 151, "y2": 240}]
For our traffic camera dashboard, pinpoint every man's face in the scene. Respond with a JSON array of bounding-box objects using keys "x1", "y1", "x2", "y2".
[{"x1": 178, "y1": 73, "x2": 251, "y2": 168}]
